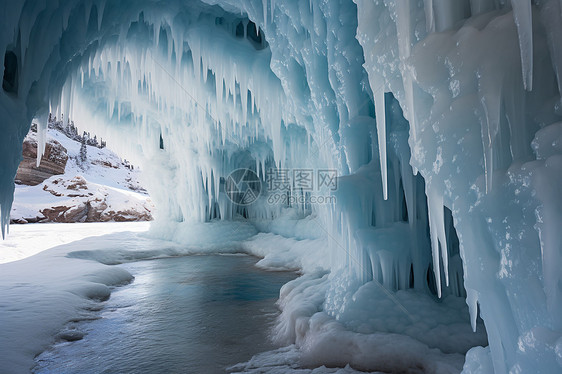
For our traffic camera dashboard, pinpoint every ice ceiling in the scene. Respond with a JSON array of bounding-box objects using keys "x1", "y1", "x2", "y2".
[{"x1": 1, "y1": 0, "x2": 562, "y2": 373}]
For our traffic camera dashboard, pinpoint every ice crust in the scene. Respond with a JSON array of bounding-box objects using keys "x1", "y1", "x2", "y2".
[{"x1": 0, "y1": 0, "x2": 561, "y2": 373}]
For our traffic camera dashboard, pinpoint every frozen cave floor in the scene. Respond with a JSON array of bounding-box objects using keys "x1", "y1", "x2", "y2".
[{"x1": 0, "y1": 220, "x2": 486, "y2": 374}]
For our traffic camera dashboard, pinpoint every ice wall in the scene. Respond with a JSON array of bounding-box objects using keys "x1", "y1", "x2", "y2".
[
  {"x1": 354, "y1": 0, "x2": 562, "y2": 372},
  {"x1": 0, "y1": 0, "x2": 561, "y2": 373}
]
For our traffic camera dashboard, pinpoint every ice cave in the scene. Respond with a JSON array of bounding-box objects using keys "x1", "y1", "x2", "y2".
[{"x1": 1, "y1": 0, "x2": 561, "y2": 373}]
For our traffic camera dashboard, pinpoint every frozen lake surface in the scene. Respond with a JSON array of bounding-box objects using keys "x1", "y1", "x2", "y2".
[{"x1": 33, "y1": 254, "x2": 296, "y2": 374}]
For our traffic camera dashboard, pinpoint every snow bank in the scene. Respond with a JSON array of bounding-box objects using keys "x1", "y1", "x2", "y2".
[{"x1": 0, "y1": 226, "x2": 150, "y2": 373}]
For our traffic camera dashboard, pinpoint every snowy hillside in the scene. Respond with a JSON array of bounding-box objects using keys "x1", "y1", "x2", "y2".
[{"x1": 10, "y1": 124, "x2": 154, "y2": 223}]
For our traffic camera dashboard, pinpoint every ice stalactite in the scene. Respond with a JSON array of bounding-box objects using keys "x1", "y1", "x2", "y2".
[
  {"x1": 373, "y1": 79, "x2": 388, "y2": 201},
  {"x1": 35, "y1": 115, "x2": 48, "y2": 168},
  {"x1": 511, "y1": 0, "x2": 533, "y2": 91},
  {"x1": 480, "y1": 82, "x2": 502, "y2": 193},
  {"x1": 426, "y1": 187, "x2": 448, "y2": 297}
]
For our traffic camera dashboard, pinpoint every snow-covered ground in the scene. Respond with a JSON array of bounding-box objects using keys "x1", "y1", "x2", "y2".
[
  {"x1": 0, "y1": 222, "x2": 156, "y2": 373},
  {"x1": 10, "y1": 126, "x2": 153, "y2": 224},
  {"x1": 0, "y1": 222, "x2": 150, "y2": 264}
]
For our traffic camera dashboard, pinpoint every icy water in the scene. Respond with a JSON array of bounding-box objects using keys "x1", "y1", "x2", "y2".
[{"x1": 33, "y1": 254, "x2": 296, "y2": 374}]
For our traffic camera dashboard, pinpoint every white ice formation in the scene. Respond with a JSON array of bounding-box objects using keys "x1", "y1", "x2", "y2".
[{"x1": 1, "y1": 0, "x2": 561, "y2": 373}]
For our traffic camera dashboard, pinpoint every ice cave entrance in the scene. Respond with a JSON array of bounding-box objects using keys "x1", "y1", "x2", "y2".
[{"x1": 2, "y1": 0, "x2": 562, "y2": 373}]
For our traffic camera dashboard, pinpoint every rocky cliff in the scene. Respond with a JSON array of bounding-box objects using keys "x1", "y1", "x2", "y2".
[
  {"x1": 15, "y1": 136, "x2": 68, "y2": 186},
  {"x1": 11, "y1": 125, "x2": 153, "y2": 224}
]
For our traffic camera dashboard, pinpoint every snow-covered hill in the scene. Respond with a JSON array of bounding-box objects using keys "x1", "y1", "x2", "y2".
[{"x1": 10, "y1": 124, "x2": 154, "y2": 223}]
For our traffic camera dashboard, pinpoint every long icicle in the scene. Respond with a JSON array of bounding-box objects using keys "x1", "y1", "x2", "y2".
[
  {"x1": 36, "y1": 114, "x2": 48, "y2": 168},
  {"x1": 373, "y1": 76, "x2": 388, "y2": 200},
  {"x1": 511, "y1": 0, "x2": 533, "y2": 91},
  {"x1": 426, "y1": 187, "x2": 449, "y2": 296}
]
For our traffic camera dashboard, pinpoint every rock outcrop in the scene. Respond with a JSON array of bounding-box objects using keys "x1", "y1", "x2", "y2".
[
  {"x1": 35, "y1": 176, "x2": 153, "y2": 223},
  {"x1": 15, "y1": 136, "x2": 68, "y2": 186}
]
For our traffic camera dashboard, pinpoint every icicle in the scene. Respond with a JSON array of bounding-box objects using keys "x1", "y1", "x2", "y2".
[
  {"x1": 69, "y1": 77, "x2": 76, "y2": 122},
  {"x1": 240, "y1": 79, "x2": 248, "y2": 125},
  {"x1": 167, "y1": 29, "x2": 174, "y2": 63},
  {"x1": 424, "y1": 0, "x2": 435, "y2": 33},
  {"x1": 36, "y1": 115, "x2": 48, "y2": 167},
  {"x1": 400, "y1": 159, "x2": 416, "y2": 229},
  {"x1": 511, "y1": 0, "x2": 533, "y2": 91},
  {"x1": 426, "y1": 187, "x2": 449, "y2": 297},
  {"x1": 480, "y1": 86, "x2": 502, "y2": 193},
  {"x1": 62, "y1": 78, "x2": 72, "y2": 126},
  {"x1": 192, "y1": 40, "x2": 201, "y2": 82},
  {"x1": 108, "y1": 98, "x2": 114, "y2": 117},
  {"x1": 373, "y1": 80, "x2": 388, "y2": 200},
  {"x1": 176, "y1": 36, "x2": 183, "y2": 76},
  {"x1": 155, "y1": 24, "x2": 161, "y2": 50},
  {"x1": 202, "y1": 54, "x2": 208, "y2": 83},
  {"x1": 263, "y1": 0, "x2": 268, "y2": 25},
  {"x1": 216, "y1": 72, "x2": 223, "y2": 103},
  {"x1": 437, "y1": 207, "x2": 449, "y2": 287},
  {"x1": 427, "y1": 197, "x2": 442, "y2": 297},
  {"x1": 1, "y1": 203, "x2": 8, "y2": 239},
  {"x1": 467, "y1": 288, "x2": 479, "y2": 332}
]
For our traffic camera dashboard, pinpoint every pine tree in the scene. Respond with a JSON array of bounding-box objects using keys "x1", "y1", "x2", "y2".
[{"x1": 79, "y1": 140, "x2": 87, "y2": 168}]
